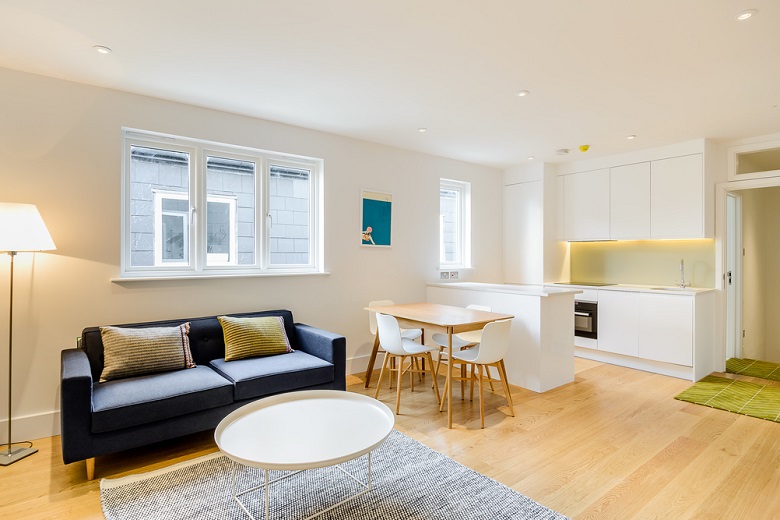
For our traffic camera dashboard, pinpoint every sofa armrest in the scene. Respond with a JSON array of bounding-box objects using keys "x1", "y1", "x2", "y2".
[
  {"x1": 60, "y1": 348, "x2": 95, "y2": 464},
  {"x1": 294, "y1": 323, "x2": 346, "y2": 390}
]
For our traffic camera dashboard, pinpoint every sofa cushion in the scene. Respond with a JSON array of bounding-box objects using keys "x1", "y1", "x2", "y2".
[
  {"x1": 210, "y1": 350, "x2": 334, "y2": 401},
  {"x1": 91, "y1": 366, "x2": 233, "y2": 433},
  {"x1": 81, "y1": 310, "x2": 299, "y2": 381},
  {"x1": 99, "y1": 323, "x2": 195, "y2": 382},
  {"x1": 218, "y1": 315, "x2": 293, "y2": 361}
]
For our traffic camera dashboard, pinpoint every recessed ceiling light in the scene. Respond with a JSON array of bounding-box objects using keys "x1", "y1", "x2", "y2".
[
  {"x1": 527, "y1": 156, "x2": 535, "y2": 161},
  {"x1": 627, "y1": 134, "x2": 637, "y2": 140},
  {"x1": 736, "y1": 9, "x2": 757, "y2": 21},
  {"x1": 516, "y1": 90, "x2": 530, "y2": 97},
  {"x1": 93, "y1": 45, "x2": 112, "y2": 54},
  {"x1": 418, "y1": 128, "x2": 427, "y2": 133}
]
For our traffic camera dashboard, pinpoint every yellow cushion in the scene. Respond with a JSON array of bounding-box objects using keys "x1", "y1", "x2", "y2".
[
  {"x1": 99, "y1": 323, "x2": 195, "y2": 382},
  {"x1": 218, "y1": 315, "x2": 293, "y2": 361}
]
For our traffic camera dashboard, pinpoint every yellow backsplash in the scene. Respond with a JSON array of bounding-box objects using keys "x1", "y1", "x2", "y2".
[{"x1": 569, "y1": 239, "x2": 716, "y2": 288}]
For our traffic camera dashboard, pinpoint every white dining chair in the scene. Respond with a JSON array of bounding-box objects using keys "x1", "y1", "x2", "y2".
[
  {"x1": 430, "y1": 304, "x2": 495, "y2": 393},
  {"x1": 374, "y1": 313, "x2": 440, "y2": 414},
  {"x1": 368, "y1": 300, "x2": 423, "y2": 341},
  {"x1": 440, "y1": 319, "x2": 514, "y2": 428},
  {"x1": 367, "y1": 300, "x2": 424, "y2": 388}
]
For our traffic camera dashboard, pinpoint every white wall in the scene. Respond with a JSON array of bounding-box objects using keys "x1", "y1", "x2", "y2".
[{"x1": 0, "y1": 67, "x2": 504, "y2": 441}]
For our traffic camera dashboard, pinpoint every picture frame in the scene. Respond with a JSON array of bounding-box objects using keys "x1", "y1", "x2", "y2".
[{"x1": 360, "y1": 190, "x2": 392, "y2": 247}]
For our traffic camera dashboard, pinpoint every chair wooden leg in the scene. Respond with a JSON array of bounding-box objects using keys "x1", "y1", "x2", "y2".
[
  {"x1": 86, "y1": 457, "x2": 95, "y2": 480},
  {"x1": 433, "y1": 347, "x2": 445, "y2": 389},
  {"x1": 395, "y1": 355, "x2": 405, "y2": 414},
  {"x1": 374, "y1": 353, "x2": 391, "y2": 399},
  {"x1": 460, "y1": 363, "x2": 466, "y2": 399},
  {"x1": 439, "y1": 373, "x2": 449, "y2": 412},
  {"x1": 470, "y1": 363, "x2": 475, "y2": 402},
  {"x1": 478, "y1": 364, "x2": 486, "y2": 429},
  {"x1": 410, "y1": 357, "x2": 416, "y2": 392},
  {"x1": 498, "y1": 360, "x2": 515, "y2": 416},
  {"x1": 426, "y1": 352, "x2": 440, "y2": 404},
  {"x1": 486, "y1": 365, "x2": 496, "y2": 391}
]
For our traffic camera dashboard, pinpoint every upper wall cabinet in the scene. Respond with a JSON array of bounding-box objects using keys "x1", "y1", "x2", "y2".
[
  {"x1": 561, "y1": 169, "x2": 610, "y2": 241},
  {"x1": 610, "y1": 162, "x2": 650, "y2": 239},
  {"x1": 650, "y1": 154, "x2": 704, "y2": 238},
  {"x1": 559, "y1": 152, "x2": 709, "y2": 241}
]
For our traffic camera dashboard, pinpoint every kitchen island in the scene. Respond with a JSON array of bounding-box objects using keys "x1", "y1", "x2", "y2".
[{"x1": 427, "y1": 282, "x2": 580, "y2": 393}]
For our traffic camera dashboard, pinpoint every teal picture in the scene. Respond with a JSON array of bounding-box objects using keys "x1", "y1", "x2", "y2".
[{"x1": 361, "y1": 190, "x2": 392, "y2": 246}]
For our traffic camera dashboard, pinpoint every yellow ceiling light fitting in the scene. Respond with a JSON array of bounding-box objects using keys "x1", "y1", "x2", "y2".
[{"x1": 579, "y1": 145, "x2": 590, "y2": 152}]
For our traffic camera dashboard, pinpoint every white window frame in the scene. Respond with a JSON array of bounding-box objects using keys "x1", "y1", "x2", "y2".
[
  {"x1": 121, "y1": 129, "x2": 323, "y2": 279},
  {"x1": 439, "y1": 178, "x2": 472, "y2": 269},
  {"x1": 265, "y1": 159, "x2": 317, "y2": 270}
]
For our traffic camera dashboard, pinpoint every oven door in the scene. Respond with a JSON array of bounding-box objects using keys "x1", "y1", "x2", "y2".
[{"x1": 574, "y1": 301, "x2": 597, "y2": 339}]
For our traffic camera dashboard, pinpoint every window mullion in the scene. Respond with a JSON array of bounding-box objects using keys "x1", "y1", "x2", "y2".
[{"x1": 192, "y1": 150, "x2": 204, "y2": 272}]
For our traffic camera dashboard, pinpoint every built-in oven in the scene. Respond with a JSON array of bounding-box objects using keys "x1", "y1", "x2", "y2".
[{"x1": 574, "y1": 300, "x2": 597, "y2": 340}]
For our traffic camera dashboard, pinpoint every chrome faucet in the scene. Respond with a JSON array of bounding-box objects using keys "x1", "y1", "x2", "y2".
[{"x1": 677, "y1": 258, "x2": 691, "y2": 288}]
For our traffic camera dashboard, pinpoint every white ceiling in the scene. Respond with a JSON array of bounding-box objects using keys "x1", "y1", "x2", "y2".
[{"x1": 1, "y1": 1, "x2": 778, "y2": 168}]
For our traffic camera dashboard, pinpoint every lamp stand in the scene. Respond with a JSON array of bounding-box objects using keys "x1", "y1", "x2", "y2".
[{"x1": 0, "y1": 251, "x2": 37, "y2": 466}]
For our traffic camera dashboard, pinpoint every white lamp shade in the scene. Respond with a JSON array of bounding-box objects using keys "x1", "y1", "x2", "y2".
[{"x1": 0, "y1": 203, "x2": 56, "y2": 252}]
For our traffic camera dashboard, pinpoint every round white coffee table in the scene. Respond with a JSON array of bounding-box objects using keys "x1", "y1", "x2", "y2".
[{"x1": 215, "y1": 390, "x2": 394, "y2": 520}]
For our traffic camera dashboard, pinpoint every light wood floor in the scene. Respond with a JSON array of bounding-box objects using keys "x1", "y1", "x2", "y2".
[{"x1": 2, "y1": 358, "x2": 779, "y2": 519}]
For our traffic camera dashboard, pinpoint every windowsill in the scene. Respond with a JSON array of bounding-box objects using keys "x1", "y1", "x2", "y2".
[
  {"x1": 111, "y1": 271, "x2": 330, "y2": 284},
  {"x1": 438, "y1": 267, "x2": 474, "y2": 271}
]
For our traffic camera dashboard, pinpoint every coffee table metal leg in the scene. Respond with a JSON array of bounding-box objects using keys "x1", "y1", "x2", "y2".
[
  {"x1": 264, "y1": 469, "x2": 270, "y2": 520},
  {"x1": 231, "y1": 452, "x2": 376, "y2": 520}
]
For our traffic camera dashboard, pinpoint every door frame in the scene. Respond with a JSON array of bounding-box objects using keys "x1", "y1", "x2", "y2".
[
  {"x1": 725, "y1": 192, "x2": 741, "y2": 360},
  {"x1": 716, "y1": 176, "x2": 780, "y2": 368}
]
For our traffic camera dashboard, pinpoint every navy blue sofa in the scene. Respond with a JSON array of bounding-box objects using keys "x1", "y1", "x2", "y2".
[{"x1": 60, "y1": 310, "x2": 346, "y2": 478}]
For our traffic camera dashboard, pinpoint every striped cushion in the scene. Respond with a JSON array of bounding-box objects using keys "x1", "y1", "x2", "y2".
[
  {"x1": 99, "y1": 323, "x2": 195, "y2": 382},
  {"x1": 219, "y1": 315, "x2": 293, "y2": 361}
]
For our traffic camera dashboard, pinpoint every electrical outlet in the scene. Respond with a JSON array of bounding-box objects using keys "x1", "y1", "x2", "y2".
[
  {"x1": 450, "y1": 271, "x2": 459, "y2": 279},
  {"x1": 440, "y1": 271, "x2": 450, "y2": 279}
]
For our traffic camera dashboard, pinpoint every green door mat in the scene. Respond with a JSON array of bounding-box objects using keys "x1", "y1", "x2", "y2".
[
  {"x1": 675, "y1": 375, "x2": 780, "y2": 423},
  {"x1": 726, "y1": 357, "x2": 780, "y2": 382}
]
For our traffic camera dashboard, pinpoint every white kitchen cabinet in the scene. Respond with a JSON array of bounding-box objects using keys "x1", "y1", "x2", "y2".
[
  {"x1": 610, "y1": 162, "x2": 650, "y2": 239},
  {"x1": 650, "y1": 154, "x2": 704, "y2": 238},
  {"x1": 561, "y1": 169, "x2": 609, "y2": 240},
  {"x1": 638, "y1": 293, "x2": 694, "y2": 366},
  {"x1": 504, "y1": 181, "x2": 543, "y2": 284},
  {"x1": 598, "y1": 290, "x2": 639, "y2": 357}
]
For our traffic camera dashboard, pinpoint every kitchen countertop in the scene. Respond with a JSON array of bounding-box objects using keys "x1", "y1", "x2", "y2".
[
  {"x1": 428, "y1": 282, "x2": 582, "y2": 297},
  {"x1": 546, "y1": 282, "x2": 716, "y2": 295}
]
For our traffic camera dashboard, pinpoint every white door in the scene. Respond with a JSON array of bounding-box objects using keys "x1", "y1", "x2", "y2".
[{"x1": 726, "y1": 192, "x2": 742, "y2": 359}]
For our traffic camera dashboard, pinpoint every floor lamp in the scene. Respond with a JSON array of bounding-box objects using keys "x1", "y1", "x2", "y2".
[{"x1": 0, "y1": 203, "x2": 55, "y2": 466}]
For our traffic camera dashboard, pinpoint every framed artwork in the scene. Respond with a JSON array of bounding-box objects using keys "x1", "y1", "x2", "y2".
[{"x1": 361, "y1": 190, "x2": 392, "y2": 247}]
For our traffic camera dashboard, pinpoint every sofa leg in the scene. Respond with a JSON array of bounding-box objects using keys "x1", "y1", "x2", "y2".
[{"x1": 86, "y1": 457, "x2": 95, "y2": 480}]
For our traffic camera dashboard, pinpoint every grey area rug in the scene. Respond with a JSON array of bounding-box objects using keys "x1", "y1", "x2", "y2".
[{"x1": 101, "y1": 430, "x2": 568, "y2": 520}]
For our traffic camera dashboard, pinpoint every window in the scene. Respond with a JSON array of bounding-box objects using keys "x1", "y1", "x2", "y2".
[
  {"x1": 123, "y1": 130, "x2": 322, "y2": 277},
  {"x1": 439, "y1": 179, "x2": 471, "y2": 268}
]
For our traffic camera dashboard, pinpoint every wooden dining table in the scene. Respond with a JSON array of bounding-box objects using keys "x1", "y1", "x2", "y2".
[{"x1": 363, "y1": 302, "x2": 514, "y2": 428}]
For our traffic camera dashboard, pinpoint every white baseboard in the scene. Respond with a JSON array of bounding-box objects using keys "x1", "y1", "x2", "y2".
[
  {"x1": 575, "y1": 347, "x2": 694, "y2": 381},
  {"x1": 0, "y1": 410, "x2": 61, "y2": 444}
]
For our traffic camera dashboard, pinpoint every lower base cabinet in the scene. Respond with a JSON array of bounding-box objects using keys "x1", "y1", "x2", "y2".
[
  {"x1": 638, "y1": 293, "x2": 693, "y2": 366},
  {"x1": 598, "y1": 291, "x2": 639, "y2": 357}
]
